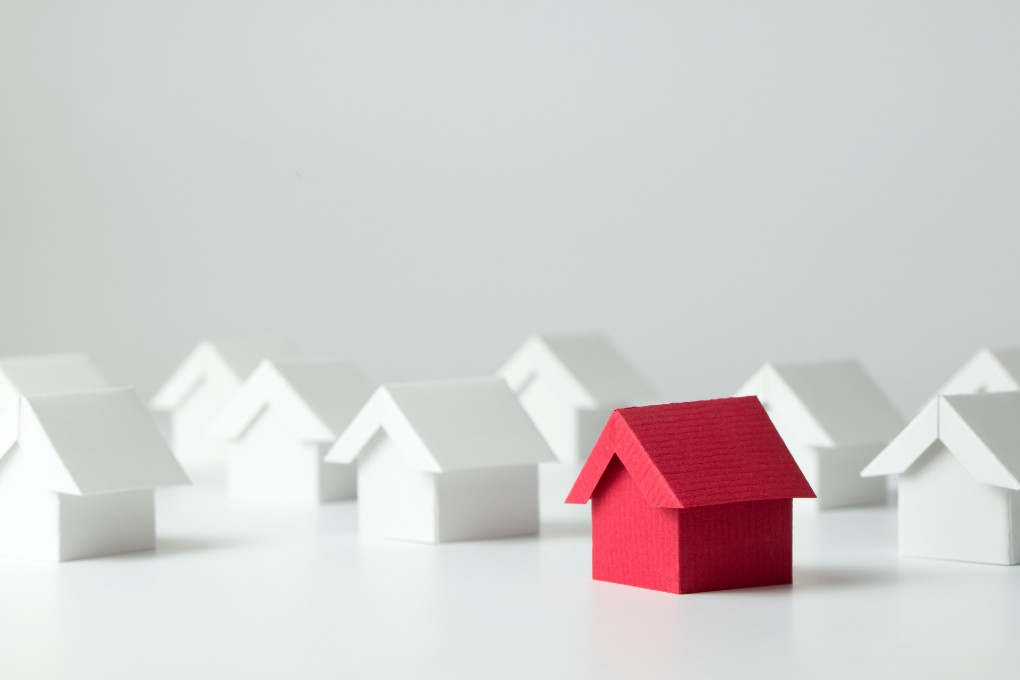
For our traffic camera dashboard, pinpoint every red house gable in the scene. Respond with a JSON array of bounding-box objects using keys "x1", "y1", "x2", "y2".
[
  {"x1": 566, "y1": 396, "x2": 815, "y2": 508},
  {"x1": 566, "y1": 397, "x2": 815, "y2": 594}
]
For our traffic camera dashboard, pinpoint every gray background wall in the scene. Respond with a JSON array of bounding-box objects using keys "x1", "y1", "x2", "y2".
[{"x1": 2, "y1": 0, "x2": 1018, "y2": 413}]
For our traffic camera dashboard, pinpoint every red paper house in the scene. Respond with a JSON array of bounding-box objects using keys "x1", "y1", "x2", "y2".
[{"x1": 566, "y1": 397, "x2": 815, "y2": 594}]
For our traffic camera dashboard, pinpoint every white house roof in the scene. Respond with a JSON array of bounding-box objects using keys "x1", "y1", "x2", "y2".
[
  {"x1": 937, "y1": 347, "x2": 1020, "y2": 396},
  {"x1": 0, "y1": 388, "x2": 190, "y2": 496},
  {"x1": 0, "y1": 353, "x2": 109, "y2": 414},
  {"x1": 498, "y1": 333, "x2": 656, "y2": 409},
  {"x1": 149, "y1": 337, "x2": 292, "y2": 412},
  {"x1": 208, "y1": 358, "x2": 374, "y2": 444},
  {"x1": 861, "y1": 393, "x2": 1020, "y2": 490},
  {"x1": 736, "y1": 359, "x2": 904, "y2": 448},
  {"x1": 326, "y1": 377, "x2": 556, "y2": 472}
]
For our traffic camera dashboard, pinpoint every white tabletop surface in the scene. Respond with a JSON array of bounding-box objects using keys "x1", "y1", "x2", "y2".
[{"x1": 1, "y1": 467, "x2": 1017, "y2": 680}]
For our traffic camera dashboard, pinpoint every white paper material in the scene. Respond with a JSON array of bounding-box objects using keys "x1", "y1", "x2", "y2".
[
  {"x1": 737, "y1": 359, "x2": 903, "y2": 510},
  {"x1": 0, "y1": 390, "x2": 188, "y2": 561},
  {"x1": 938, "y1": 347, "x2": 1020, "y2": 395},
  {"x1": 326, "y1": 377, "x2": 554, "y2": 542},
  {"x1": 210, "y1": 358, "x2": 371, "y2": 504},
  {"x1": 0, "y1": 353, "x2": 109, "y2": 415},
  {"x1": 899, "y1": 445, "x2": 1015, "y2": 564},
  {"x1": 498, "y1": 333, "x2": 656, "y2": 463},
  {"x1": 863, "y1": 393, "x2": 1020, "y2": 564},
  {"x1": 149, "y1": 337, "x2": 292, "y2": 471},
  {"x1": 224, "y1": 407, "x2": 355, "y2": 504}
]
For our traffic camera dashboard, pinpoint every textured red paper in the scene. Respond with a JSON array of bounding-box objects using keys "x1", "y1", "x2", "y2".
[
  {"x1": 569, "y1": 397, "x2": 813, "y2": 594},
  {"x1": 567, "y1": 397, "x2": 814, "y2": 507}
]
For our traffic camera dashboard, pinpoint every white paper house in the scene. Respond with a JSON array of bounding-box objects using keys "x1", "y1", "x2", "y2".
[
  {"x1": 862, "y1": 393, "x2": 1020, "y2": 565},
  {"x1": 498, "y1": 333, "x2": 656, "y2": 463},
  {"x1": 325, "y1": 377, "x2": 555, "y2": 543},
  {"x1": 150, "y1": 337, "x2": 292, "y2": 470},
  {"x1": 0, "y1": 353, "x2": 110, "y2": 414},
  {"x1": 208, "y1": 358, "x2": 373, "y2": 504},
  {"x1": 736, "y1": 360, "x2": 904, "y2": 510},
  {"x1": 0, "y1": 388, "x2": 190, "y2": 561},
  {"x1": 937, "y1": 347, "x2": 1020, "y2": 395}
]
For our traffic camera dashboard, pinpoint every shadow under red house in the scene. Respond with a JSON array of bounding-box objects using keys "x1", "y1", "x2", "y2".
[{"x1": 565, "y1": 396, "x2": 815, "y2": 594}]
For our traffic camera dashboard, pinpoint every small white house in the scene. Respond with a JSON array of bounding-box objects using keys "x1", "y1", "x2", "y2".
[
  {"x1": 937, "y1": 346, "x2": 1020, "y2": 395},
  {"x1": 736, "y1": 359, "x2": 904, "y2": 510},
  {"x1": 498, "y1": 333, "x2": 656, "y2": 463},
  {"x1": 325, "y1": 377, "x2": 555, "y2": 543},
  {"x1": 150, "y1": 337, "x2": 292, "y2": 470},
  {"x1": 208, "y1": 357, "x2": 373, "y2": 504},
  {"x1": 862, "y1": 393, "x2": 1020, "y2": 565},
  {"x1": 0, "y1": 352, "x2": 110, "y2": 414},
  {"x1": 0, "y1": 388, "x2": 190, "y2": 561}
]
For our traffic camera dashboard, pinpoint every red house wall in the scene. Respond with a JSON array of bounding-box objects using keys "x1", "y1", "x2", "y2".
[
  {"x1": 591, "y1": 456, "x2": 680, "y2": 593},
  {"x1": 677, "y1": 499, "x2": 792, "y2": 593},
  {"x1": 591, "y1": 456, "x2": 793, "y2": 594}
]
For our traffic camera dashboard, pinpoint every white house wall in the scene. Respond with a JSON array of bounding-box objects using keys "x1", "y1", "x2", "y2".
[
  {"x1": 1011, "y1": 491, "x2": 1020, "y2": 565},
  {"x1": 226, "y1": 406, "x2": 330, "y2": 503},
  {"x1": 814, "y1": 444, "x2": 887, "y2": 509},
  {"x1": 358, "y1": 430, "x2": 438, "y2": 542},
  {"x1": 59, "y1": 489, "x2": 155, "y2": 561},
  {"x1": 539, "y1": 459, "x2": 587, "y2": 515},
  {"x1": 0, "y1": 444, "x2": 60, "y2": 561},
  {"x1": 173, "y1": 366, "x2": 240, "y2": 471},
  {"x1": 436, "y1": 465, "x2": 539, "y2": 542},
  {"x1": 517, "y1": 374, "x2": 581, "y2": 462},
  {"x1": 899, "y1": 445, "x2": 1015, "y2": 565},
  {"x1": 517, "y1": 377, "x2": 616, "y2": 464}
]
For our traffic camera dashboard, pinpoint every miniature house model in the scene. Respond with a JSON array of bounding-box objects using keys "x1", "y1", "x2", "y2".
[
  {"x1": 937, "y1": 347, "x2": 1020, "y2": 395},
  {"x1": 150, "y1": 337, "x2": 291, "y2": 470},
  {"x1": 736, "y1": 360, "x2": 903, "y2": 509},
  {"x1": 0, "y1": 352, "x2": 110, "y2": 414},
  {"x1": 566, "y1": 397, "x2": 815, "y2": 594},
  {"x1": 862, "y1": 393, "x2": 1020, "y2": 565},
  {"x1": 326, "y1": 377, "x2": 555, "y2": 543},
  {"x1": 499, "y1": 333, "x2": 656, "y2": 463},
  {"x1": 208, "y1": 358, "x2": 373, "y2": 504},
  {"x1": 0, "y1": 388, "x2": 190, "y2": 561}
]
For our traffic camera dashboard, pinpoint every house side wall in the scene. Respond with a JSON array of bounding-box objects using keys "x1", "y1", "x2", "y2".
[
  {"x1": 899, "y1": 445, "x2": 1013, "y2": 564},
  {"x1": 1010, "y1": 490, "x2": 1020, "y2": 565},
  {"x1": 517, "y1": 375, "x2": 581, "y2": 462},
  {"x1": 358, "y1": 431, "x2": 438, "y2": 542},
  {"x1": 812, "y1": 443, "x2": 887, "y2": 509},
  {"x1": 436, "y1": 465, "x2": 539, "y2": 542},
  {"x1": 678, "y1": 499, "x2": 792, "y2": 593},
  {"x1": 318, "y1": 442, "x2": 356, "y2": 503},
  {"x1": 172, "y1": 367, "x2": 239, "y2": 469},
  {"x1": 226, "y1": 406, "x2": 323, "y2": 504},
  {"x1": 59, "y1": 490, "x2": 155, "y2": 561},
  {"x1": 0, "y1": 443, "x2": 60, "y2": 561},
  {"x1": 591, "y1": 455, "x2": 680, "y2": 593}
]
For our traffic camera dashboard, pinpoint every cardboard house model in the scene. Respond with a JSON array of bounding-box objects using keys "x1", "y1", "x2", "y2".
[
  {"x1": 208, "y1": 358, "x2": 373, "y2": 504},
  {"x1": 150, "y1": 337, "x2": 292, "y2": 469},
  {"x1": 736, "y1": 360, "x2": 903, "y2": 509},
  {"x1": 566, "y1": 397, "x2": 815, "y2": 594},
  {"x1": 0, "y1": 352, "x2": 110, "y2": 414},
  {"x1": 499, "y1": 333, "x2": 656, "y2": 463},
  {"x1": 325, "y1": 377, "x2": 555, "y2": 542},
  {"x1": 0, "y1": 388, "x2": 189, "y2": 561},
  {"x1": 937, "y1": 347, "x2": 1020, "y2": 395},
  {"x1": 862, "y1": 393, "x2": 1020, "y2": 565}
]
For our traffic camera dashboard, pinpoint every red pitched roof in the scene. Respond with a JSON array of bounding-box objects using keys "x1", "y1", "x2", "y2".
[{"x1": 566, "y1": 397, "x2": 815, "y2": 508}]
